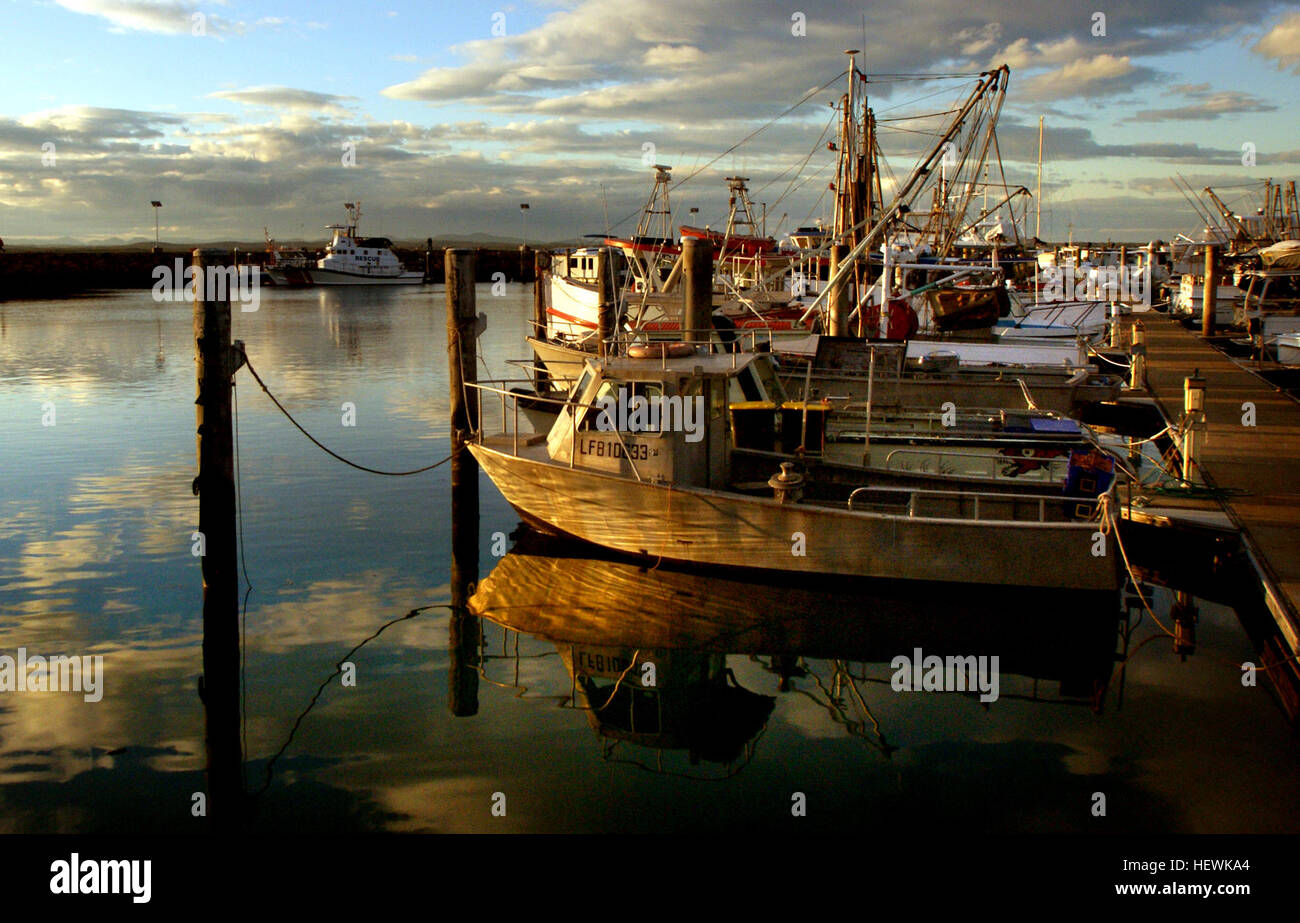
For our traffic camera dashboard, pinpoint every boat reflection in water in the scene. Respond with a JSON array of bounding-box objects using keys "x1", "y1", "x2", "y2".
[{"x1": 468, "y1": 527, "x2": 1125, "y2": 777}]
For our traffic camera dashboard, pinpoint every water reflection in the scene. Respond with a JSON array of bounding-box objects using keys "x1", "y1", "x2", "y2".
[
  {"x1": 468, "y1": 527, "x2": 1124, "y2": 776},
  {"x1": 1, "y1": 285, "x2": 1298, "y2": 834}
]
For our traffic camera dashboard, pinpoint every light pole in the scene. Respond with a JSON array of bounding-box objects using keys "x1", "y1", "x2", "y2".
[
  {"x1": 150, "y1": 200, "x2": 162, "y2": 255},
  {"x1": 520, "y1": 202, "x2": 530, "y2": 276}
]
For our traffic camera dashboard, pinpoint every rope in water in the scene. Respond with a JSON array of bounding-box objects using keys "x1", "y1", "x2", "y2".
[{"x1": 238, "y1": 345, "x2": 461, "y2": 476}]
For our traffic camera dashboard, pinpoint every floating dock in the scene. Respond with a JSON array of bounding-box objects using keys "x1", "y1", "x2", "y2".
[{"x1": 1130, "y1": 314, "x2": 1300, "y2": 662}]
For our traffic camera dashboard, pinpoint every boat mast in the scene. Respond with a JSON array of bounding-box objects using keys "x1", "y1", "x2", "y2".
[{"x1": 1035, "y1": 115, "x2": 1043, "y2": 242}]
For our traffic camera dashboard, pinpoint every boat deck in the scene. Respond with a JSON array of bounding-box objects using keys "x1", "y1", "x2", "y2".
[{"x1": 1135, "y1": 314, "x2": 1300, "y2": 651}]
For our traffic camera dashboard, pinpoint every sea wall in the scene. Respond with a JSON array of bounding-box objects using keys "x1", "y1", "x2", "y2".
[{"x1": 0, "y1": 246, "x2": 540, "y2": 300}]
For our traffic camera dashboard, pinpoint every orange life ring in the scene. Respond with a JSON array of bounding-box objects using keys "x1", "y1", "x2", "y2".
[{"x1": 627, "y1": 342, "x2": 695, "y2": 359}]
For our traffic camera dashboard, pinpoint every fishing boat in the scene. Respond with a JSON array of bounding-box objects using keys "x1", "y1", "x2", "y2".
[
  {"x1": 467, "y1": 347, "x2": 1121, "y2": 591},
  {"x1": 263, "y1": 202, "x2": 424, "y2": 286}
]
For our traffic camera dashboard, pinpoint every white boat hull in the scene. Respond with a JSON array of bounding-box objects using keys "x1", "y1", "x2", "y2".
[{"x1": 265, "y1": 267, "x2": 425, "y2": 286}]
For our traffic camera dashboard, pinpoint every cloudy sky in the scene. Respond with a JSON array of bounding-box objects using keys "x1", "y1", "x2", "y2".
[{"x1": 1, "y1": 0, "x2": 1298, "y2": 245}]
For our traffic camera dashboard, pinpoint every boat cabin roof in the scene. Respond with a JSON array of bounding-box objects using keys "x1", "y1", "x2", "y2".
[{"x1": 594, "y1": 351, "x2": 759, "y2": 381}]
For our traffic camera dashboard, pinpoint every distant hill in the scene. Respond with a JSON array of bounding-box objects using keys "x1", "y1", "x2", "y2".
[{"x1": 2, "y1": 234, "x2": 588, "y2": 251}]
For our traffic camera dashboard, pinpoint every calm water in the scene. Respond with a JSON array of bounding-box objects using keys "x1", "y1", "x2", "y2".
[{"x1": 1, "y1": 284, "x2": 1298, "y2": 834}]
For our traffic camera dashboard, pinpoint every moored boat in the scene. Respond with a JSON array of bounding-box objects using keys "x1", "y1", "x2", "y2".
[
  {"x1": 467, "y1": 348, "x2": 1121, "y2": 591},
  {"x1": 263, "y1": 202, "x2": 424, "y2": 286}
]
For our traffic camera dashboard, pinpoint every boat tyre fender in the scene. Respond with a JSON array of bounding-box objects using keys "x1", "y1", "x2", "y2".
[{"x1": 627, "y1": 341, "x2": 695, "y2": 359}]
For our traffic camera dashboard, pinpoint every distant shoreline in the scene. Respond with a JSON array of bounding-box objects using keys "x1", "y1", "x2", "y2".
[{"x1": 0, "y1": 245, "x2": 545, "y2": 300}]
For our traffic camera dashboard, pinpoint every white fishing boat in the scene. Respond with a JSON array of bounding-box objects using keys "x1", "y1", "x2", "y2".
[
  {"x1": 1275, "y1": 332, "x2": 1300, "y2": 366},
  {"x1": 467, "y1": 348, "x2": 1121, "y2": 591},
  {"x1": 263, "y1": 202, "x2": 424, "y2": 286}
]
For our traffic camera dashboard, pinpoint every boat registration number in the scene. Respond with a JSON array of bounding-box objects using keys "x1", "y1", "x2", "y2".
[{"x1": 578, "y1": 438, "x2": 652, "y2": 461}]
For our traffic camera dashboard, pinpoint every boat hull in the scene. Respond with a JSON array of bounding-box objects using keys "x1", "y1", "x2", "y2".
[
  {"x1": 264, "y1": 267, "x2": 425, "y2": 286},
  {"x1": 468, "y1": 444, "x2": 1119, "y2": 591}
]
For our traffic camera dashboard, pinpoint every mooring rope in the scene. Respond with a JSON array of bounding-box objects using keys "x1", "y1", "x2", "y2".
[{"x1": 238, "y1": 345, "x2": 461, "y2": 476}]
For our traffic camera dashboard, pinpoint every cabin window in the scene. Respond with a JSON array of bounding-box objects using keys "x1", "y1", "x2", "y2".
[{"x1": 579, "y1": 380, "x2": 665, "y2": 432}]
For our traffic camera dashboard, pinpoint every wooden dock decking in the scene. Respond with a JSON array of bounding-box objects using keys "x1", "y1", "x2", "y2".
[{"x1": 1136, "y1": 315, "x2": 1300, "y2": 651}]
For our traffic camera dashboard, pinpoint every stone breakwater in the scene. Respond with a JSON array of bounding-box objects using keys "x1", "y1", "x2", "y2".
[{"x1": 0, "y1": 246, "x2": 540, "y2": 300}]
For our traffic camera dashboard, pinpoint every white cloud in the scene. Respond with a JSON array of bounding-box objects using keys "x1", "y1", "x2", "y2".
[{"x1": 1253, "y1": 11, "x2": 1300, "y2": 74}]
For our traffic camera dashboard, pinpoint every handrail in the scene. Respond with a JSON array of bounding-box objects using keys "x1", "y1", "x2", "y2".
[
  {"x1": 846, "y1": 484, "x2": 1100, "y2": 523},
  {"x1": 881, "y1": 446, "x2": 1072, "y2": 480},
  {"x1": 463, "y1": 379, "x2": 652, "y2": 480}
]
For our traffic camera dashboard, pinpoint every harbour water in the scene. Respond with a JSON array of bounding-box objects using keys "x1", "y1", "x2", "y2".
[{"x1": 1, "y1": 285, "x2": 1298, "y2": 834}]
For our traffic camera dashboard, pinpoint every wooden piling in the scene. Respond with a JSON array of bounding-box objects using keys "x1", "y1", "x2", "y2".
[
  {"x1": 445, "y1": 248, "x2": 480, "y2": 717},
  {"x1": 1201, "y1": 244, "x2": 1219, "y2": 337},
  {"x1": 596, "y1": 247, "x2": 617, "y2": 357},
  {"x1": 828, "y1": 243, "x2": 849, "y2": 337},
  {"x1": 532, "y1": 249, "x2": 549, "y2": 342},
  {"x1": 192, "y1": 247, "x2": 244, "y2": 830},
  {"x1": 682, "y1": 236, "x2": 712, "y2": 345}
]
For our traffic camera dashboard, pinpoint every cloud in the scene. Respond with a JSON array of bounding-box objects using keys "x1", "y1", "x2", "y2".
[
  {"x1": 1018, "y1": 54, "x2": 1155, "y2": 101},
  {"x1": 208, "y1": 86, "x2": 359, "y2": 116},
  {"x1": 1252, "y1": 10, "x2": 1300, "y2": 74},
  {"x1": 1127, "y1": 89, "x2": 1277, "y2": 122},
  {"x1": 54, "y1": 0, "x2": 230, "y2": 35}
]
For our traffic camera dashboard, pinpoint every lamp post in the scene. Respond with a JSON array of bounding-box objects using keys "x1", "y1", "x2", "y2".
[
  {"x1": 519, "y1": 202, "x2": 530, "y2": 276},
  {"x1": 150, "y1": 200, "x2": 162, "y2": 255}
]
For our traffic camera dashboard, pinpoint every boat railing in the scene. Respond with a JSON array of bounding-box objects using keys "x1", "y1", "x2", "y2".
[
  {"x1": 620, "y1": 325, "x2": 816, "y2": 357},
  {"x1": 463, "y1": 376, "x2": 572, "y2": 457},
  {"x1": 881, "y1": 447, "x2": 1074, "y2": 482},
  {"x1": 846, "y1": 483, "x2": 1106, "y2": 525},
  {"x1": 463, "y1": 376, "x2": 648, "y2": 479}
]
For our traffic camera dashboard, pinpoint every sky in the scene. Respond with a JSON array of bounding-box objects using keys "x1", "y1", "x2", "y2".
[{"x1": 0, "y1": 0, "x2": 1298, "y2": 245}]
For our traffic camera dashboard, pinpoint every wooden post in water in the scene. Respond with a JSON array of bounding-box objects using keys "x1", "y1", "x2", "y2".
[
  {"x1": 596, "y1": 247, "x2": 617, "y2": 358},
  {"x1": 682, "y1": 236, "x2": 712, "y2": 345},
  {"x1": 192, "y1": 247, "x2": 244, "y2": 831},
  {"x1": 532, "y1": 249, "x2": 549, "y2": 342},
  {"x1": 828, "y1": 244, "x2": 849, "y2": 337},
  {"x1": 445, "y1": 249, "x2": 480, "y2": 717},
  {"x1": 1201, "y1": 244, "x2": 1219, "y2": 337}
]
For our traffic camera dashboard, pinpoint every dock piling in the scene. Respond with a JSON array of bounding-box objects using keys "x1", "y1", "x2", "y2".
[
  {"x1": 596, "y1": 247, "x2": 617, "y2": 357},
  {"x1": 532, "y1": 249, "x2": 549, "y2": 342},
  {"x1": 1182, "y1": 371, "x2": 1206, "y2": 483},
  {"x1": 445, "y1": 248, "x2": 481, "y2": 717},
  {"x1": 1129, "y1": 321, "x2": 1146, "y2": 390},
  {"x1": 192, "y1": 247, "x2": 245, "y2": 830},
  {"x1": 1201, "y1": 244, "x2": 1219, "y2": 337},
  {"x1": 682, "y1": 237, "x2": 712, "y2": 345}
]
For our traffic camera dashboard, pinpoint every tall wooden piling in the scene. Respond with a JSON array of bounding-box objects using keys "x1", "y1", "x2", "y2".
[
  {"x1": 445, "y1": 249, "x2": 481, "y2": 717},
  {"x1": 682, "y1": 237, "x2": 712, "y2": 345},
  {"x1": 532, "y1": 249, "x2": 549, "y2": 341},
  {"x1": 828, "y1": 243, "x2": 849, "y2": 337},
  {"x1": 192, "y1": 247, "x2": 244, "y2": 830},
  {"x1": 596, "y1": 247, "x2": 617, "y2": 358},
  {"x1": 1201, "y1": 244, "x2": 1219, "y2": 337}
]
